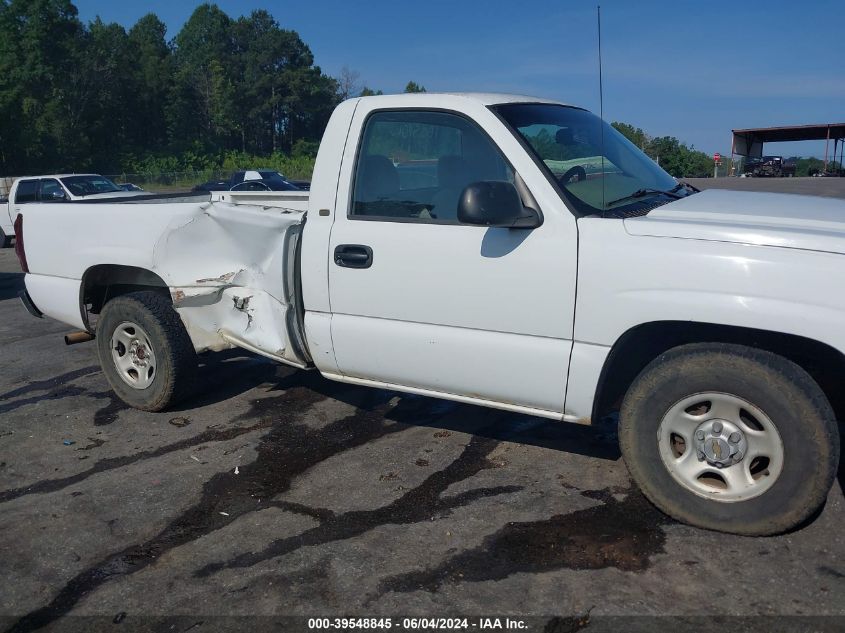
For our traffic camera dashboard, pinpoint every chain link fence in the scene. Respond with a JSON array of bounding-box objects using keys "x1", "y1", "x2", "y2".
[
  {"x1": 0, "y1": 177, "x2": 15, "y2": 198},
  {"x1": 103, "y1": 170, "x2": 233, "y2": 192}
]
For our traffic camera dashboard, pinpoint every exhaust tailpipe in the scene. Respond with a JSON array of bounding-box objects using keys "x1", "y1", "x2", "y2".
[{"x1": 65, "y1": 331, "x2": 95, "y2": 345}]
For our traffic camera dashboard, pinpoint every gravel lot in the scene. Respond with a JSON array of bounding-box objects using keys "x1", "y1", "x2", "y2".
[
  {"x1": 1, "y1": 178, "x2": 845, "y2": 632},
  {"x1": 686, "y1": 176, "x2": 845, "y2": 199}
]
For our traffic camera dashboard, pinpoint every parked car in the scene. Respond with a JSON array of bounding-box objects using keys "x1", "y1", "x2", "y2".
[
  {"x1": 13, "y1": 93, "x2": 843, "y2": 535},
  {"x1": 743, "y1": 156, "x2": 794, "y2": 177},
  {"x1": 782, "y1": 158, "x2": 797, "y2": 177},
  {"x1": 193, "y1": 170, "x2": 300, "y2": 192},
  {"x1": 118, "y1": 183, "x2": 144, "y2": 192},
  {"x1": 229, "y1": 178, "x2": 302, "y2": 192},
  {"x1": 2, "y1": 174, "x2": 146, "y2": 247}
]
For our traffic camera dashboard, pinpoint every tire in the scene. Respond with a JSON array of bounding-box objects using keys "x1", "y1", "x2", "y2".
[
  {"x1": 96, "y1": 291, "x2": 197, "y2": 411},
  {"x1": 619, "y1": 343, "x2": 839, "y2": 535}
]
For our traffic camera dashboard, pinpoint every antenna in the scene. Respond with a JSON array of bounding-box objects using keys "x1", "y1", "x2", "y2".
[{"x1": 597, "y1": 5, "x2": 606, "y2": 209}]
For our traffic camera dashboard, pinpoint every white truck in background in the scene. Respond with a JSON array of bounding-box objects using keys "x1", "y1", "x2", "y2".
[
  {"x1": 0, "y1": 196, "x2": 11, "y2": 247},
  {"x1": 2, "y1": 174, "x2": 146, "y2": 246},
  {"x1": 12, "y1": 93, "x2": 844, "y2": 536}
]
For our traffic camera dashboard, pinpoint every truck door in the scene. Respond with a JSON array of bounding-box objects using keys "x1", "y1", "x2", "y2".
[{"x1": 326, "y1": 105, "x2": 578, "y2": 416}]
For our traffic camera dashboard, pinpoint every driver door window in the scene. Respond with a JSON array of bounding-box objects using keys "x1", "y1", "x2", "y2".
[
  {"x1": 351, "y1": 110, "x2": 513, "y2": 223},
  {"x1": 38, "y1": 179, "x2": 66, "y2": 201}
]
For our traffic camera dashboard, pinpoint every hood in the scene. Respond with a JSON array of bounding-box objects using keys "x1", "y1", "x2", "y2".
[{"x1": 624, "y1": 189, "x2": 845, "y2": 255}]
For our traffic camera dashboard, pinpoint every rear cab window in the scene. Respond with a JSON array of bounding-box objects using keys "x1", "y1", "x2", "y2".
[{"x1": 14, "y1": 180, "x2": 38, "y2": 204}]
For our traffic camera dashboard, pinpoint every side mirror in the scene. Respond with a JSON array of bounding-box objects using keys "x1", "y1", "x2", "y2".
[
  {"x1": 457, "y1": 181, "x2": 540, "y2": 229},
  {"x1": 50, "y1": 190, "x2": 67, "y2": 201}
]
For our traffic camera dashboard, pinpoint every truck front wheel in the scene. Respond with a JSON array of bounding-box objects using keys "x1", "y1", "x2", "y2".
[
  {"x1": 96, "y1": 291, "x2": 197, "y2": 411},
  {"x1": 619, "y1": 343, "x2": 839, "y2": 535}
]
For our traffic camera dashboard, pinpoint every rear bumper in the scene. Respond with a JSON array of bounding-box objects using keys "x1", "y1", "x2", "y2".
[{"x1": 19, "y1": 289, "x2": 43, "y2": 318}]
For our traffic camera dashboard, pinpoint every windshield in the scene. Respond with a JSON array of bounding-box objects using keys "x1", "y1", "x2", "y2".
[
  {"x1": 61, "y1": 175, "x2": 122, "y2": 196},
  {"x1": 494, "y1": 103, "x2": 688, "y2": 214}
]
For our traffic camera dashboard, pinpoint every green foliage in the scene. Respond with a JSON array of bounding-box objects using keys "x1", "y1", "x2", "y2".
[
  {"x1": 612, "y1": 121, "x2": 717, "y2": 178},
  {"x1": 292, "y1": 138, "x2": 320, "y2": 158},
  {"x1": 0, "y1": 2, "x2": 340, "y2": 176},
  {"x1": 0, "y1": 0, "x2": 85, "y2": 171},
  {"x1": 404, "y1": 81, "x2": 426, "y2": 93},
  {"x1": 113, "y1": 149, "x2": 316, "y2": 190},
  {"x1": 787, "y1": 156, "x2": 842, "y2": 177},
  {"x1": 218, "y1": 150, "x2": 314, "y2": 179},
  {"x1": 611, "y1": 122, "x2": 648, "y2": 150},
  {"x1": 359, "y1": 86, "x2": 383, "y2": 96}
]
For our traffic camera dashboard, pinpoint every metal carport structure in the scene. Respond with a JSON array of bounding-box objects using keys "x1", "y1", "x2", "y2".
[{"x1": 731, "y1": 123, "x2": 845, "y2": 175}]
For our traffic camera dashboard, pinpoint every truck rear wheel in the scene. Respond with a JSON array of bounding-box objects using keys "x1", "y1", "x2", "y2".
[
  {"x1": 619, "y1": 343, "x2": 839, "y2": 535},
  {"x1": 96, "y1": 291, "x2": 197, "y2": 411}
]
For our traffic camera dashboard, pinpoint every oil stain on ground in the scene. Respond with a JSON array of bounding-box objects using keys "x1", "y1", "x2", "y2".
[
  {"x1": 0, "y1": 366, "x2": 100, "y2": 405},
  {"x1": 7, "y1": 374, "x2": 451, "y2": 633},
  {"x1": 0, "y1": 401, "x2": 294, "y2": 504},
  {"x1": 195, "y1": 427, "x2": 521, "y2": 578},
  {"x1": 377, "y1": 487, "x2": 669, "y2": 594},
  {"x1": 91, "y1": 391, "x2": 130, "y2": 426},
  {"x1": 0, "y1": 358, "x2": 290, "y2": 503},
  {"x1": 0, "y1": 365, "x2": 107, "y2": 416}
]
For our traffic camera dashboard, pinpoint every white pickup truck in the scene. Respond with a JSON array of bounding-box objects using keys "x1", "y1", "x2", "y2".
[
  {"x1": 2, "y1": 174, "x2": 145, "y2": 246},
  {"x1": 12, "y1": 93, "x2": 843, "y2": 535}
]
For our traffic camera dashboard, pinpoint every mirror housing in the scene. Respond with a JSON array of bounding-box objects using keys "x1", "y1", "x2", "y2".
[
  {"x1": 457, "y1": 181, "x2": 540, "y2": 229},
  {"x1": 50, "y1": 189, "x2": 67, "y2": 201}
]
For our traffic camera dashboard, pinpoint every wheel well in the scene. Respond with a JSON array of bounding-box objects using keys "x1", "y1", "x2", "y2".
[
  {"x1": 593, "y1": 321, "x2": 845, "y2": 422},
  {"x1": 80, "y1": 265, "x2": 170, "y2": 331}
]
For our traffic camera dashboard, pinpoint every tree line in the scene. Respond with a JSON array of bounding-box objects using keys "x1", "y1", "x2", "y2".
[
  {"x1": 5, "y1": 1, "x2": 824, "y2": 181},
  {"x1": 0, "y1": 1, "x2": 428, "y2": 177},
  {"x1": 611, "y1": 122, "x2": 725, "y2": 178},
  {"x1": 611, "y1": 122, "x2": 842, "y2": 178}
]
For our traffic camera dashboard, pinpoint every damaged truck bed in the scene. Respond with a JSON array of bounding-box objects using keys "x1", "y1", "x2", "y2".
[{"x1": 23, "y1": 190, "x2": 309, "y2": 367}]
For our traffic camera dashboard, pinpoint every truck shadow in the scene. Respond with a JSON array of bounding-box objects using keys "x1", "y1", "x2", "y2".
[
  {"x1": 0, "y1": 271, "x2": 24, "y2": 301},
  {"x1": 185, "y1": 352, "x2": 620, "y2": 463}
]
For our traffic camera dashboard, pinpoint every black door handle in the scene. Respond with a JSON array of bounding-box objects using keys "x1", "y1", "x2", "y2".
[{"x1": 334, "y1": 244, "x2": 373, "y2": 269}]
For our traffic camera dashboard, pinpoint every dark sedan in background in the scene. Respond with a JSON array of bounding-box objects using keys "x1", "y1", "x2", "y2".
[{"x1": 193, "y1": 170, "x2": 306, "y2": 192}]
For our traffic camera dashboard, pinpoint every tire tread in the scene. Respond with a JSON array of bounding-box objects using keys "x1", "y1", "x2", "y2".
[
  {"x1": 96, "y1": 290, "x2": 196, "y2": 411},
  {"x1": 619, "y1": 342, "x2": 839, "y2": 535}
]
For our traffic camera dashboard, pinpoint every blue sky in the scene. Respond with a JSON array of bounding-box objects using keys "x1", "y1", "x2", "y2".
[{"x1": 75, "y1": 0, "x2": 844, "y2": 158}]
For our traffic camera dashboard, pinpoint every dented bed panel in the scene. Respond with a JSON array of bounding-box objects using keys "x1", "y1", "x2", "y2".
[
  {"x1": 153, "y1": 201, "x2": 307, "y2": 365},
  {"x1": 175, "y1": 287, "x2": 305, "y2": 367},
  {"x1": 23, "y1": 195, "x2": 307, "y2": 365},
  {"x1": 152, "y1": 202, "x2": 303, "y2": 290}
]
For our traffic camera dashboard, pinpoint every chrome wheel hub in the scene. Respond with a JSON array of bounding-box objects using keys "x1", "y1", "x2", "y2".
[
  {"x1": 657, "y1": 392, "x2": 784, "y2": 502},
  {"x1": 111, "y1": 322, "x2": 157, "y2": 390},
  {"x1": 693, "y1": 418, "x2": 748, "y2": 468}
]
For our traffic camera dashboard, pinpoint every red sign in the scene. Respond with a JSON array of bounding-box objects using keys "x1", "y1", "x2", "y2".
[{"x1": 714, "y1": 152, "x2": 721, "y2": 162}]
